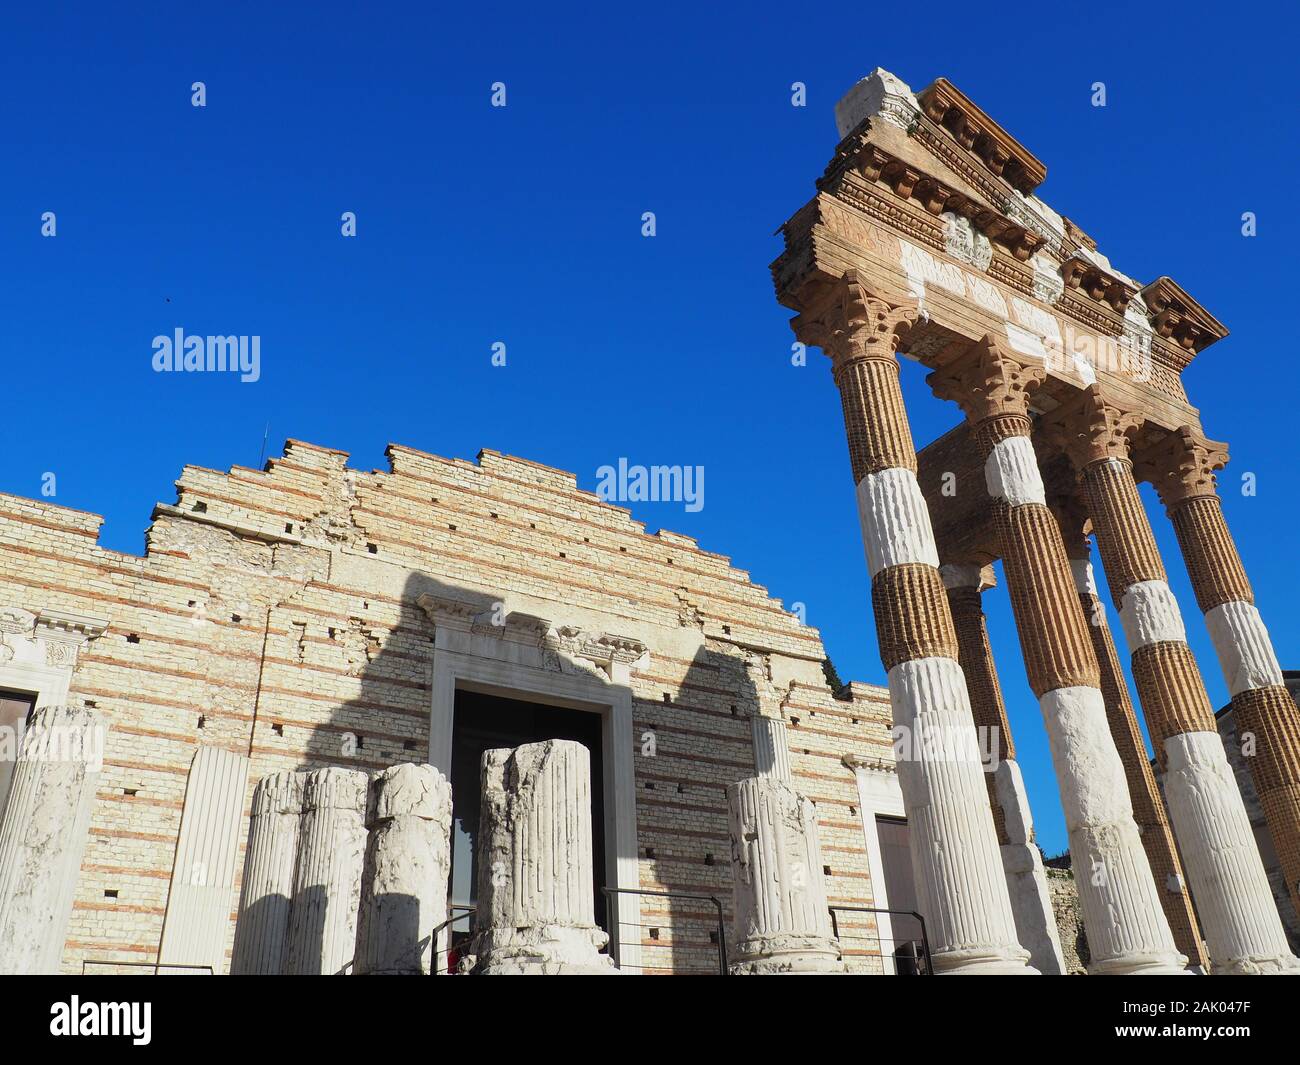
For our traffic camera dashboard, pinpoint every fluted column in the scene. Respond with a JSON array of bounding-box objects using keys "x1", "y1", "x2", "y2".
[
  {"x1": 1048, "y1": 496, "x2": 1207, "y2": 969},
  {"x1": 1044, "y1": 387, "x2": 1297, "y2": 974},
  {"x1": 0, "y1": 705, "x2": 105, "y2": 974},
  {"x1": 353, "y1": 763, "x2": 453, "y2": 975},
  {"x1": 726, "y1": 776, "x2": 844, "y2": 973},
  {"x1": 941, "y1": 563, "x2": 1066, "y2": 974},
  {"x1": 1136, "y1": 426, "x2": 1300, "y2": 924},
  {"x1": 751, "y1": 713, "x2": 792, "y2": 781},
  {"x1": 929, "y1": 337, "x2": 1186, "y2": 975},
  {"x1": 793, "y1": 274, "x2": 1033, "y2": 975},
  {"x1": 231, "y1": 771, "x2": 303, "y2": 974},
  {"x1": 285, "y1": 767, "x2": 369, "y2": 975},
  {"x1": 467, "y1": 739, "x2": 616, "y2": 974}
]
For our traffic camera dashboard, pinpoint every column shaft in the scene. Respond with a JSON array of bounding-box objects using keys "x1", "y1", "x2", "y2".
[
  {"x1": 1165, "y1": 481, "x2": 1300, "y2": 922},
  {"x1": 232, "y1": 772, "x2": 303, "y2": 974},
  {"x1": 285, "y1": 767, "x2": 369, "y2": 975},
  {"x1": 1049, "y1": 392, "x2": 1298, "y2": 974},
  {"x1": 0, "y1": 706, "x2": 104, "y2": 974},
  {"x1": 797, "y1": 280, "x2": 1032, "y2": 975}
]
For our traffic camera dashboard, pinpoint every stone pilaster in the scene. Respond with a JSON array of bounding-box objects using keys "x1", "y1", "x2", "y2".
[
  {"x1": 726, "y1": 776, "x2": 844, "y2": 973},
  {"x1": 231, "y1": 772, "x2": 303, "y2": 974},
  {"x1": 793, "y1": 274, "x2": 1033, "y2": 975},
  {"x1": 751, "y1": 713, "x2": 793, "y2": 781},
  {"x1": 1136, "y1": 426, "x2": 1300, "y2": 925},
  {"x1": 1045, "y1": 388, "x2": 1298, "y2": 974},
  {"x1": 285, "y1": 767, "x2": 369, "y2": 975},
  {"x1": 0, "y1": 705, "x2": 105, "y2": 974},
  {"x1": 1048, "y1": 497, "x2": 1208, "y2": 969},
  {"x1": 929, "y1": 338, "x2": 1186, "y2": 975},
  {"x1": 940, "y1": 563, "x2": 1066, "y2": 974},
  {"x1": 353, "y1": 763, "x2": 453, "y2": 975},
  {"x1": 466, "y1": 739, "x2": 616, "y2": 974}
]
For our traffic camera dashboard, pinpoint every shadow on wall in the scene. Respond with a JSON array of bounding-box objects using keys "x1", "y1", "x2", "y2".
[{"x1": 241, "y1": 565, "x2": 775, "y2": 975}]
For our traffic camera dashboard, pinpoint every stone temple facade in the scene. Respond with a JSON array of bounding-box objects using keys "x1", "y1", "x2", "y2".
[{"x1": 1, "y1": 66, "x2": 1297, "y2": 976}]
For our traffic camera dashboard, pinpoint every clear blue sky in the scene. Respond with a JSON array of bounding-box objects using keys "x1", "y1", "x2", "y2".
[{"x1": 3, "y1": 2, "x2": 1296, "y2": 854}]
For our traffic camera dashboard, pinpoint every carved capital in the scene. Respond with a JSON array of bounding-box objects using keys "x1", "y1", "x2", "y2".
[
  {"x1": 1131, "y1": 426, "x2": 1229, "y2": 511},
  {"x1": 792, "y1": 271, "x2": 917, "y2": 375},
  {"x1": 1039, "y1": 384, "x2": 1144, "y2": 470},
  {"x1": 926, "y1": 333, "x2": 1045, "y2": 424}
]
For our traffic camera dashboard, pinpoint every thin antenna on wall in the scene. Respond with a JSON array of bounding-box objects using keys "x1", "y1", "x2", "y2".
[{"x1": 258, "y1": 423, "x2": 270, "y2": 468}]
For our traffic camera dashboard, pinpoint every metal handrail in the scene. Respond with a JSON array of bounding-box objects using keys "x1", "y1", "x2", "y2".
[
  {"x1": 600, "y1": 886, "x2": 728, "y2": 975},
  {"x1": 827, "y1": 904, "x2": 933, "y2": 974},
  {"x1": 81, "y1": 959, "x2": 214, "y2": 975}
]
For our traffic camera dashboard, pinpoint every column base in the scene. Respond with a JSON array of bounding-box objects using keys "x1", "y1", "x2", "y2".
[
  {"x1": 933, "y1": 945, "x2": 1038, "y2": 975},
  {"x1": 1089, "y1": 953, "x2": 1192, "y2": 976},
  {"x1": 730, "y1": 933, "x2": 845, "y2": 975},
  {"x1": 464, "y1": 924, "x2": 619, "y2": 975},
  {"x1": 1212, "y1": 954, "x2": 1300, "y2": 976}
]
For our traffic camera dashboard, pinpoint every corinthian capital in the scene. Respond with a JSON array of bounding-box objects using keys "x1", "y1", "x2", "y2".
[
  {"x1": 1039, "y1": 384, "x2": 1144, "y2": 471},
  {"x1": 791, "y1": 270, "x2": 917, "y2": 374},
  {"x1": 925, "y1": 333, "x2": 1045, "y2": 424},
  {"x1": 1131, "y1": 425, "x2": 1229, "y2": 511}
]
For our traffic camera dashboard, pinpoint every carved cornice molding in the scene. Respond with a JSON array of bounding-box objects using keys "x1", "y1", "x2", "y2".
[
  {"x1": 819, "y1": 137, "x2": 1047, "y2": 262},
  {"x1": 926, "y1": 333, "x2": 1045, "y2": 424},
  {"x1": 791, "y1": 270, "x2": 918, "y2": 374},
  {"x1": 917, "y1": 78, "x2": 1046, "y2": 196},
  {"x1": 1131, "y1": 426, "x2": 1230, "y2": 511},
  {"x1": 842, "y1": 752, "x2": 896, "y2": 775},
  {"x1": 1141, "y1": 276, "x2": 1229, "y2": 359},
  {"x1": 1038, "y1": 384, "x2": 1145, "y2": 470},
  {"x1": 1060, "y1": 254, "x2": 1138, "y2": 314}
]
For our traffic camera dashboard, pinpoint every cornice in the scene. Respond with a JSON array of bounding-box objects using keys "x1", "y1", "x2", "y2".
[
  {"x1": 917, "y1": 78, "x2": 1047, "y2": 196},
  {"x1": 1141, "y1": 276, "x2": 1229, "y2": 359}
]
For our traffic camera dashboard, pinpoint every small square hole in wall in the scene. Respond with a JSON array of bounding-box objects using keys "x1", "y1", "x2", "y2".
[
  {"x1": 649, "y1": 928, "x2": 660, "y2": 940},
  {"x1": 104, "y1": 890, "x2": 118, "y2": 899},
  {"x1": 644, "y1": 781, "x2": 655, "y2": 790},
  {"x1": 704, "y1": 853, "x2": 714, "y2": 866},
  {"x1": 790, "y1": 716, "x2": 800, "y2": 727},
  {"x1": 123, "y1": 788, "x2": 138, "y2": 797},
  {"x1": 367, "y1": 543, "x2": 378, "y2": 554},
  {"x1": 403, "y1": 740, "x2": 416, "y2": 751},
  {"x1": 730, "y1": 705, "x2": 738, "y2": 716},
  {"x1": 84, "y1": 700, "x2": 97, "y2": 709},
  {"x1": 187, "y1": 600, "x2": 196, "y2": 608},
  {"x1": 849, "y1": 806, "x2": 857, "y2": 817},
  {"x1": 490, "y1": 512, "x2": 498, "y2": 519},
  {"x1": 662, "y1": 693, "x2": 671, "y2": 704},
  {"x1": 197, "y1": 715, "x2": 206, "y2": 730},
  {"x1": 666, "y1": 558, "x2": 673, "y2": 566},
  {"x1": 558, "y1": 551, "x2": 566, "y2": 559},
  {"x1": 192, "y1": 501, "x2": 207, "y2": 513},
  {"x1": 126, "y1": 633, "x2": 140, "y2": 644},
  {"x1": 645, "y1": 847, "x2": 656, "y2": 859},
  {"x1": 803, "y1": 748, "x2": 810, "y2": 756},
  {"x1": 677, "y1": 783, "x2": 685, "y2": 794},
  {"x1": 355, "y1": 735, "x2": 365, "y2": 750},
  {"x1": 285, "y1": 523, "x2": 294, "y2": 534},
  {"x1": 823, "y1": 865, "x2": 832, "y2": 877},
  {"x1": 448, "y1": 524, "x2": 457, "y2": 531},
  {"x1": 231, "y1": 614, "x2": 242, "y2": 623},
  {"x1": 709, "y1": 931, "x2": 719, "y2": 944},
  {"x1": 619, "y1": 546, "x2": 627, "y2": 552},
  {"x1": 722, "y1": 625, "x2": 730, "y2": 635},
  {"x1": 530, "y1": 522, "x2": 535, "y2": 529},
  {"x1": 852, "y1": 717, "x2": 859, "y2": 725},
  {"x1": 271, "y1": 723, "x2": 283, "y2": 736},
  {"x1": 431, "y1": 497, "x2": 438, "y2": 504}
]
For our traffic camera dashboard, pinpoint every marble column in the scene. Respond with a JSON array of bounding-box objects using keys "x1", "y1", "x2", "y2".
[
  {"x1": 231, "y1": 771, "x2": 303, "y2": 974},
  {"x1": 354, "y1": 763, "x2": 453, "y2": 975},
  {"x1": 0, "y1": 705, "x2": 105, "y2": 974},
  {"x1": 1048, "y1": 496, "x2": 1207, "y2": 969},
  {"x1": 466, "y1": 739, "x2": 616, "y2": 974},
  {"x1": 793, "y1": 274, "x2": 1033, "y2": 975},
  {"x1": 285, "y1": 767, "x2": 369, "y2": 975},
  {"x1": 751, "y1": 713, "x2": 792, "y2": 781},
  {"x1": 726, "y1": 776, "x2": 844, "y2": 973},
  {"x1": 929, "y1": 337, "x2": 1186, "y2": 975},
  {"x1": 1044, "y1": 386, "x2": 1297, "y2": 974},
  {"x1": 1136, "y1": 426, "x2": 1300, "y2": 925},
  {"x1": 941, "y1": 563, "x2": 1066, "y2": 975}
]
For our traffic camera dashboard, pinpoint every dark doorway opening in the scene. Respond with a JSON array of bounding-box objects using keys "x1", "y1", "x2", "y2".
[{"x1": 448, "y1": 688, "x2": 608, "y2": 935}]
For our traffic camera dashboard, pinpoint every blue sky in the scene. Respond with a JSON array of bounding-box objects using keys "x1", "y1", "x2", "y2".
[{"x1": 2, "y1": 2, "x2": 1296, "y2": 853}]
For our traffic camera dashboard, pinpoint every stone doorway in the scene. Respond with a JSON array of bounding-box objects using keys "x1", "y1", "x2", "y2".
[{"x1": 448, "y1": 688, "x2": 608, "y2": 933}]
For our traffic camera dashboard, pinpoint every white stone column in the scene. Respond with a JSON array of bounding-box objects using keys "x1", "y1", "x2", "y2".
[
  {"x1": 726, "y1": 775, "x2": 844, "y2": 974},
  {"x1": 354, "y1": 763, "x2": 453, "y2": 975},
  {"x1": 285, "y1": 767, "x2": 369, "y2": 975},
  {"x1": 0, "y1": 705, "x2": 105, "y2": 974},
  {"x1": 993, "y1": 760, "x2": 1066, "y2": 975},
  {"x1": 751, "y1": 713, "x2": 792, "y2": 781},
  {"x1": 231, "y1": 771, "x2": 303, "y2": 974},
  {"x1": 466, "y1": 739, "x2": 616, "y2": 974}
]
